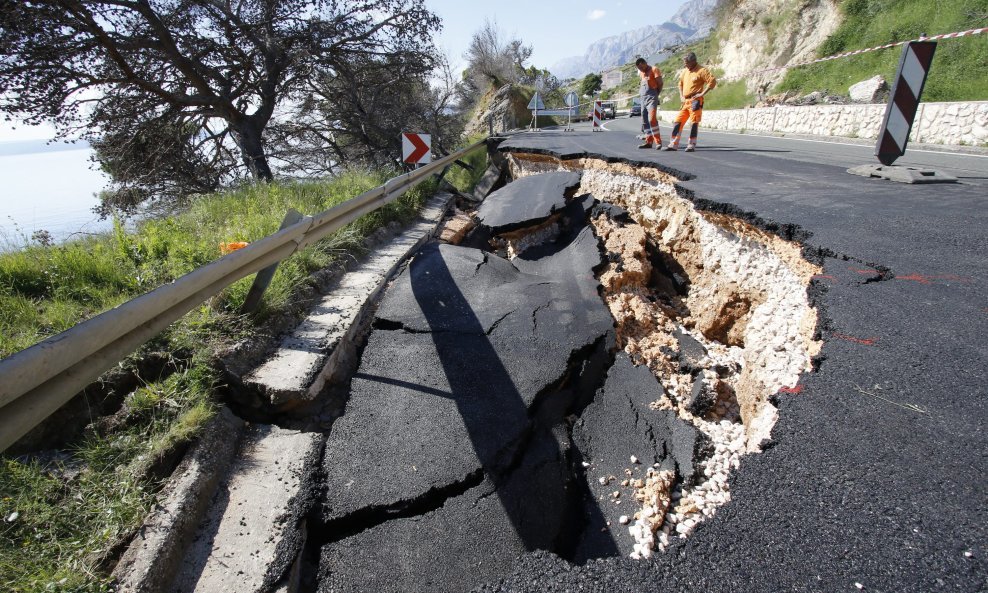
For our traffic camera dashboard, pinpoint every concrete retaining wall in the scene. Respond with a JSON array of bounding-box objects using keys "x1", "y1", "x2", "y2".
[{"x1": 658, "y1": 101, "x2": 988, "y2": 146}]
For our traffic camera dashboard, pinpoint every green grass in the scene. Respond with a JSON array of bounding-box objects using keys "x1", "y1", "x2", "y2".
[
  {"x1": 0, "y1": 154, "x2": 488, "y2": 591},
  {"x1": 777, "y1": 0, "x2": 988, "y2": 100},
  {"x1": 444, "y1": 140, "x2": 489, "y2": 191},
  {"x1": 699, "y1": 77, "x2": 754, "y2": 110},
  {"x1": 0, "y1": 169, "x2": 445, "y2": 358},
  {"x1": 0, "y1": 360, "x2": 217, "y2": 593}
]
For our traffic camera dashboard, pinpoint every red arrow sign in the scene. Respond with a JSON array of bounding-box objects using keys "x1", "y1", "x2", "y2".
[{"x1": 402, "y1": 133, "x2": 431, "y2": 164}]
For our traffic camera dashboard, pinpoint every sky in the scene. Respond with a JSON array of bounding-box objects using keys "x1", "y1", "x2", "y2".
[
  {"x1": 424, "y1": 0, "x2": 690, "y2": 73},
  {"x1": 0, "y1": 1, "x2": 690, "y2": 142}
]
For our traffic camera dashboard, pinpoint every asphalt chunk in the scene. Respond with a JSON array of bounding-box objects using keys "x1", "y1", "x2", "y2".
[
  {"x1": 318, "y1": 429, "x2": 572, "y2": 593},
  {"x1": 573, "y1": 353, "x2": 696, "y2": 560},
  {"x1": 321, "y1": 236, "x2": 613, "y2": 525},
  {"x1": 475, "y1": 170, "x2": 582, "y2": 232}
]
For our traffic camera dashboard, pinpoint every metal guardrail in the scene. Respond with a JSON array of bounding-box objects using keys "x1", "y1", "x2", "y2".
[{"x1": 0, "y1": 139, "x2": 487, "y2": 453}]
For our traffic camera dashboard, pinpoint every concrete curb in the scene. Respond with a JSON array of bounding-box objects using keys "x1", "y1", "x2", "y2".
[
  {"x1": 111, "y1": 407, "x2": 246, "y2": 593},
  {"x1": 170, "y1": 425, "x2": 324, "y2": 593}
]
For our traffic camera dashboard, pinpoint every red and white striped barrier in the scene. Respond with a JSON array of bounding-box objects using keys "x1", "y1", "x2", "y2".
[
  {"x1": 875, "y1": 41, "x2": 936, "y2": 165},
  {"x1": 592, "y1": 100, "x2": 603, "y2": 131}
]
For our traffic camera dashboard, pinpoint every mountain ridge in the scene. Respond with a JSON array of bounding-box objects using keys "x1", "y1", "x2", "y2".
[{"x1": 550, "y1": 0, "x2": 717, "y2": 79}]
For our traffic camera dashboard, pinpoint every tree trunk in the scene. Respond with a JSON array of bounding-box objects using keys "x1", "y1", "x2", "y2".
[{"x1": 234, "y1": 122, "x2": 274, "y2": 182}]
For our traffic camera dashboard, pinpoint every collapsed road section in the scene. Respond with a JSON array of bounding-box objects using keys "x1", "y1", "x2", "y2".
[
  {"x1": 308, "y1": 161, "x2": 822, "y2": 590},
  {"x1": 113, "y1": 153, "x2": 823, "y2": 593}
]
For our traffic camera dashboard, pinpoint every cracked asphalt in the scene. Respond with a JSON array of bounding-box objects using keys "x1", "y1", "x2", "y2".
[
  {"x1": 316, "y1": 174, "x2": 624, "y2": 592},
  {"x1": 477, "y1": 122, "x2": 988, "y2": 591}
]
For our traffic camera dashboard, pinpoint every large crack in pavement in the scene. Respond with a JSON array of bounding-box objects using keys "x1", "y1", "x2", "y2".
[{"x1": 304, "y1": 159, "x2": 823, "y2": 591}]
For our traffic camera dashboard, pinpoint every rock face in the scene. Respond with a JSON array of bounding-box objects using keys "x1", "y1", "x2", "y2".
[
  {"x1": 550, "y1": 0, "x2": 717, "y2": 79},
  {"x1": 715, "y1": 0, "x2": 841, "y2": 94},
  {"x1": 849, "y1": 75, "x2": 889, "y2": 103},
  {"x1": 465, "y1": 85, "x2": 529, "y2": 136}
]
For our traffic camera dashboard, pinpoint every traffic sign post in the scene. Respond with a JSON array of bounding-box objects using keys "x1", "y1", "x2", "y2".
[
  {"x1": 847, "y1": 40, "x2": 956, "y2": 184},
  {"x1": 402, "y1": 132, "x2": 431, "y2": 166},
  {"x1": 528, "y1": 92, "x2": 546, "y2": 131},
  {"x1": 876, "y1": 40, "x2": 936, "y2": 166},
  {"x1": 564, "y1": 91, "x2": 579, "y2": 131}
]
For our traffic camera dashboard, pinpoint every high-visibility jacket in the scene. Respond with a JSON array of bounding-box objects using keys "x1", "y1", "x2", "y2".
[{"x1": 639, "y1": 66, "x2": 662, "y2": 99}]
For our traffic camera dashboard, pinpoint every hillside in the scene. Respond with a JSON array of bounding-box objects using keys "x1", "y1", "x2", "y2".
[
  {"x1": 602, "y1": 0, "x2": 987, "y2": 109},
  {"x1": 774, "y1": 0, "x2": 988, "y2": 102},
  {"x1": 711, "y1": 0, "x2": 987, "y2": 104}
]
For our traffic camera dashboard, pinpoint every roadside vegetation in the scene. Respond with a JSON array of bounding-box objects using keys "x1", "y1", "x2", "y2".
[
  {"x1": 597, "y1": 0, "x2": 985, "y2": 112},
  {"x1": 0, "y1": 150, "x2": 487, "y2": 591},
  {"x1": 776, "y1": 0, "x2": 988, "y2": 100}
]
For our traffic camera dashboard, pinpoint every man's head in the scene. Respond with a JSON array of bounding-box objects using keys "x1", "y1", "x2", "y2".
[
  {"x1": 635, "y1": 57, "x2": 648, "y2": 73},
  {"x1": 683, "y1": 52, "x2": 698, "y2": 70}
]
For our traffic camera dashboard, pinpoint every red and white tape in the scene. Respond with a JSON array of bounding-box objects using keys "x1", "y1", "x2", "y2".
[{"x1": 731, "y1": 27, "x2": 988, "y2": 80}]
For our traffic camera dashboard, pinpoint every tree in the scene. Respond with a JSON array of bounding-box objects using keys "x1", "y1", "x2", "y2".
[
  {"x1": 271, "y1": 54, "x2": 464, "y2": 177},
  {"x1": 0, "y1": 0, "x2": 440, "y2": 208},
  {"x1": 580, "y1": 73, "x2": 603, "y2": 98},
  {"x1": 459, "y1": 20, "x2": 532, "y2": 104}
]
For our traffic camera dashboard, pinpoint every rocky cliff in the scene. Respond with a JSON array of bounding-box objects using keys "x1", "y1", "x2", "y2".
[{"x1": 713, "y1": 0, "x2": 841, "y2": 94}]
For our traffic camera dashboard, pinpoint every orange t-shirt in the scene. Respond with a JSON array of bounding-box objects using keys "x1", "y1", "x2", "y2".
[{"x1": 679, "y1": 66, "x2": 717, "y2": 99}]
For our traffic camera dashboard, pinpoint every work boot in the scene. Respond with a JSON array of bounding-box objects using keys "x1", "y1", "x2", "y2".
[
  {"x1": 663, "y1": 143, "x2": 678, "y2": 151},
  {"x1": 685, "y1": 143, "x2": 696, "y2": 152},
  {"x1": 638, "y1": 142, "x2": 653, "y2": 149}
]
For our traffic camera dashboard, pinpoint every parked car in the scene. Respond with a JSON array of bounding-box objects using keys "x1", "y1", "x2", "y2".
[{"x1": 629, "y1": 100, "x2": 641, "y2": 117}]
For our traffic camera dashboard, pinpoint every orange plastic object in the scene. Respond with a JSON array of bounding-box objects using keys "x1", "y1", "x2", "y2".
[{"x1": 219, "y1": 241, "x2": 249, "y2": 254}]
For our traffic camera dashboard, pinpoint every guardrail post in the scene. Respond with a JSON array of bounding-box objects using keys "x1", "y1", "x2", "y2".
[{"x1": 240, "y1": 209, "x2": 305, "y2": 314}]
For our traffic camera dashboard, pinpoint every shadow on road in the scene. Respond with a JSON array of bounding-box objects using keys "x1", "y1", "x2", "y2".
[{"x1": 406, "y1": 242, "x2": 619, "y2": 559}]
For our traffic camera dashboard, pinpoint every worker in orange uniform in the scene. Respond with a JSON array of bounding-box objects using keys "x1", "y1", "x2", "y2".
[
  {"x1": 635, "y1": 57, "x2": 663, "y2": 149},
  {"x1": 665, "y1": 52, "x2": 717, "y2": 152}
]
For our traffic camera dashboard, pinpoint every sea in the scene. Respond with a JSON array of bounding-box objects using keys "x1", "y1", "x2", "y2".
[{"x1": 0, "y1": 139, "x2": 111, "y2": 251}]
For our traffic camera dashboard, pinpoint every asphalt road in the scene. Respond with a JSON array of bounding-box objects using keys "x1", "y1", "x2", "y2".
[{"x1": 483, "y1": 121, "x2": 988, "y2": 592}]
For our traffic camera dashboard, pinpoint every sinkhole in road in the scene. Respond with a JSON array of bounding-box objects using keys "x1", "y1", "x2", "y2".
[
  {"x1": 500, "y1": 153, "x2": 822, "y2": 557},
  {"x1": 302, "y1": 156, "x2": 824, "y2": 591}
]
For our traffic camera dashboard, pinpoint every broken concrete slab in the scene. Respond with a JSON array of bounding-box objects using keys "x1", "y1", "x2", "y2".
[
  {"x1": 475, "y1": 171, "x2": 582, "y2": 232},
  {"x1": 241, "y1": 195, "x2": 453, "y2": 411},
  {"x1": 438, "y1": 210, "x2": 475, "y2": 244},
  {"x1": 171, "y1": 425, "x2": 323, "y2": 593},
  {"x1": 472, "y1": 162, "x2": 508, "y2": 201},
  {"x1": 318, "y1": 429, "x2": 574, "y2": 593},
  {"x1": 112, "y1": 408, "x2": 245, "y2": 593}
]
